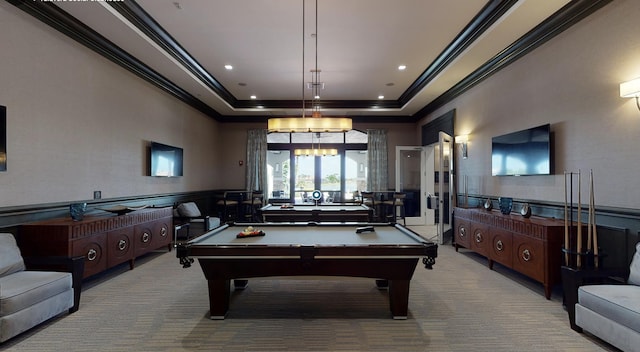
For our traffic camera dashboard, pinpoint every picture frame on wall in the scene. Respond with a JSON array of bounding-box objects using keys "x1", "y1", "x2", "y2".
[{"x1": 0, "y1": 105, "x2": 6, "y2": 171}]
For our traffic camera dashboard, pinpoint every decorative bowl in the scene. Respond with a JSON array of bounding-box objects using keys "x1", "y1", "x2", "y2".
[
  {"x1": 520, "y1": 203, "x2": 532, "y2": 218},
  {"x1": 483, "y1": 198, "x2": 493, "y2": 211},
  {"x1": 98, "y1": 205, "x2": 148, "y2": 216},
  {"x1": 498, "y1": 197, "x2": 513, "y2": 215}
]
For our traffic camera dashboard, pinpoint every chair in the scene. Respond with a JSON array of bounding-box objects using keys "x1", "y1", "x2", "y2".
[
  {"x1": 216, "y1": 192, "x2": 240, "y2": 222},
  {"x1": 382, "y1": 192, "x2": 406, "y2": 225},
  {"x1": 174, "y1": 202, "x2": 220, "y2": 241},
  {"x1": 0, "y1": 233, "x2": 84, "y2": 343},
  {"x1": 241, "y1": 191, "x2": 264, "y2": 222},
  {"x1": 360, "y1": 191, "x2": 378, "y2": 222}
]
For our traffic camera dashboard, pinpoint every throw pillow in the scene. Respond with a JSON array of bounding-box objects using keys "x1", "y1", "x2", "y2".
[
  {"x1": 0, "y1": 233, "x2": 26, "y2": 277},
  {"x1": 628, "y1": 242, "x2": 640, "y2": 286},
  {"x1": 177, "y1": 202, "x2": 202, "y2": 218}
]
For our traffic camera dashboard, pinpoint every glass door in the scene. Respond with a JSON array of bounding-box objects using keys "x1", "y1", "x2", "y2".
[
  {"x1": 395, "y1": 146, "x2": 427, "y2": 225},
  {"x1": 294, "y1": 154, "x2": 342, "y2": 204},
  {"x1": 345, "y1": 150, "x2": 367, "y2": 202},
  {"x1": 320, "y1": 154, "x2": 342, "y2": 203},
  {"x1": 294, "y1": 155, "x2": 315, "y2": 203},
  {"x1": 266, "y1": 150, "x2": 291, "y2": 202},
  {"x1": 436, "y1": 132, "x2": 454, "y2": 244}
]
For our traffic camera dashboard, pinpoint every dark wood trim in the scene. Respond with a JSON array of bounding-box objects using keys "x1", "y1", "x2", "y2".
[
  {"x1": 8, "y1": 0, "x2": 611, "y2": 122},
  {"x1": 400, "y1": 0, "x2": 518, "y2": 106},
  {"x1": 421, "y1": 109, "x2": 454, "y2": 146},
  {"x1": 107, "y1": 0, "x2": 236, "y2": 107},
  {"x1": 217, "y1": 114, "x2": 417, "y2": 124},
  {"x1": 413, "y1": 0, "x2": 613, "y2": 119},
  {"x1": 6, "y1": 0, "x2": 222, "y2": 120}
]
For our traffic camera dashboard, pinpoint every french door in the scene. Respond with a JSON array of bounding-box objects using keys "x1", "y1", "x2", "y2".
[
  {"x1": 395, "y1": 146, "x2": 428, "y2": 226},
  {"x1": 293, "y1": 154, "x2": 343, "y2": 203},
  {"x1": 435, "y1": 132, "x2": 453, "y2": 244}
]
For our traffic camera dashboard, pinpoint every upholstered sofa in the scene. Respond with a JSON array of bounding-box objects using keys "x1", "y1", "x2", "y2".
[
  {"x1": 562, "y1": 242, "x2": 640, "y2": 352},
  {"x1": 0, "y1": 233, "x2": 83, "y2": 343}
]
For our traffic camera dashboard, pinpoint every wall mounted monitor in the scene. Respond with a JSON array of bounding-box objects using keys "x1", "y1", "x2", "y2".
[
  {"x1": 149, "y1": 141, "x2": 183, "y2": 177},
  {"x1": 491, "y1": 123, "x2": 553, "y2": 176}
]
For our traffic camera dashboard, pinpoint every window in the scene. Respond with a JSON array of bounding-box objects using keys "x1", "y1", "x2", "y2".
[{"x1": 266, "y1": 130, "x2": 368, "y2": 203}]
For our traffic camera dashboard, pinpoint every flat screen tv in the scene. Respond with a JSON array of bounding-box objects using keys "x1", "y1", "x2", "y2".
[
  {"x1": 491, "y1": 123, "x2": 552, "y2": 176},
  {"x1": 149, "y1": 141, "x2": 183, "y2": 177}
]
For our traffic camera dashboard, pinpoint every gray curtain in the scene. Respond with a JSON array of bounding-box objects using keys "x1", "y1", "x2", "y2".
[
  {"x1": 246, "y1": 129, "x2": 268, "y2": 196},
  {"x1": 366, "y1": 129, "x2": 388, "y2": 191}
]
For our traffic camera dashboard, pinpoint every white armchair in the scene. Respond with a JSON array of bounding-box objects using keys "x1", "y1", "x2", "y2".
[
  {"x1": 0, "y1": 233, "x2": 83, "y2": 343},
  {"x1": 562, "y1": 242, "x2": 640, "y2": 352}
]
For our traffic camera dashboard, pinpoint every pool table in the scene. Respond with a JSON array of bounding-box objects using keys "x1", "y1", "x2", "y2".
[
  {"x1": 260, "y1": 203, "x2": 373, "y2": 222},
  {"x1": 176, "y1": 222, "x2": 437, "y2": 319}
]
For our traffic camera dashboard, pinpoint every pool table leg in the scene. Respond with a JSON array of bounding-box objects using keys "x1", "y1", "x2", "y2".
[
  {"x1": 208, "y1": 279, "x2": 230, "y2": 320},
  {"x1": 388, "y1": 279, "x2": 410, "y2": 320}
]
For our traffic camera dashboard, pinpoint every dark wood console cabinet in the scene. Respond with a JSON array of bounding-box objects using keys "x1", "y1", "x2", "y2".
[
  {"x1": 453, "y1": 207, "x2": 565, "y2": 299},
  {"x1": 18, "y1": 207, "x2": 173, "y2": 278}
]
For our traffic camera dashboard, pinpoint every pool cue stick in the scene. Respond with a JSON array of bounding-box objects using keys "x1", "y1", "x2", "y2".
[
  {"x1": 591, "y1": 169, "x2": 599, "y2": 268},
  {"x1": 577, "y1": 170, "x2": 582, "y2": 268},
  {"x1": 564, "y1": 171, "x2": 569, "y2": 266},
  {"x1": 587, "y1": 171, "x2": 593, "y2": 253}
]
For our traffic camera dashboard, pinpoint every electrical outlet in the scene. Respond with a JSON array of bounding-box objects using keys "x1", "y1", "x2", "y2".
[{"x1": 93, "y1": 191, "x2": 101, "y2": 199}]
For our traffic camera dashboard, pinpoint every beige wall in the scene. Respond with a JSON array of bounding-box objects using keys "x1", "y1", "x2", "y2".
[
  {"x1": 419, "y1": 0, "x2": 640, "y2": 210},
  {"x1": 0, "y1": 2, "x2": 419, "y2": 208},
  {"x1": 0, "y1": 3, "x2": 221, "y2": 207},
  {"x1": 5, "y1": 1, "x2": 638, "y2": 212}
]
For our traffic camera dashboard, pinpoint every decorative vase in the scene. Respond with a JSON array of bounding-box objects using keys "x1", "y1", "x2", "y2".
[
  {"x1": 498, "y1": 197, "x2": 513, "y2": 215},
  {"x1": 483, "y1": 198, "x2": 492, "y2": 211},
  {"x1": 70, "y1": 203, "x2": 87, "y2": 221},
  {"x1": 520, "y1": 203, "x2": 532, "y2": 218}
]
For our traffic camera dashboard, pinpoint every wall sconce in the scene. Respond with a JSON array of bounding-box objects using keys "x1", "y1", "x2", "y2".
[
  {"x1": 455, "y1": 135, "x2": 469, "y2": 159},
  {"x1": 620, "y1": 77, "x2": 640, "y2": 112}
]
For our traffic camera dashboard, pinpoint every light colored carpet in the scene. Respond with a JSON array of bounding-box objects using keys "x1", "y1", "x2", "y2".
[{"x1": 2, "y1": 229, "x2": 617, "y2": 352}]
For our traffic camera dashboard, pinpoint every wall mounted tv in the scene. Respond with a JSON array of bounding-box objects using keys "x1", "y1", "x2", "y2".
[
  {"x1": 491, "y1": 123, "x2": 553, "y2": 176},
  {"x1": 149, "y1": 141, "x2": 183, "y2": 177}
]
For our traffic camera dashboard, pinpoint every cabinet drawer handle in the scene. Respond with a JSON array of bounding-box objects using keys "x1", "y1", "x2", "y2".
[
  {"x1": 522, "y1": 249, "x2": 531, "y2": 262},
  {"x1": 87, "y1": 248, "x2": 97, "y2": 261},
  {"x1": 160, "y1": 227, "x2": 167, "y2": 237},
  {"x1": 475, "y1": 232, "x2": 483, "y2": 243},
  {"x1": 118, "y1": 239, "x2": 127, "y2": 251},
  {"x1": 496, "y1": 240, "x2": 504, "y2": 251},
  {"x1": 459, "y1": 227, "x2": 466, "y2": 238},
  {"x1": 142, "y1": 232, "x2": 150, "y2": 243}
]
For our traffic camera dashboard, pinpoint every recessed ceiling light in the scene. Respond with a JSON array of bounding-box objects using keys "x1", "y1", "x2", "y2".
[
  {"x1": 398, "y1": 65, "x2": 407, "y2": 71},
  {"x1": 378, "y1": 95, "x2": 385, "y2": 99},
  {"x1": 250, "y1": 95, "x2": 257, "y2": 99},
  {"x1": 225, "y1": 64, "x2": 233, "y2": 70}
]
